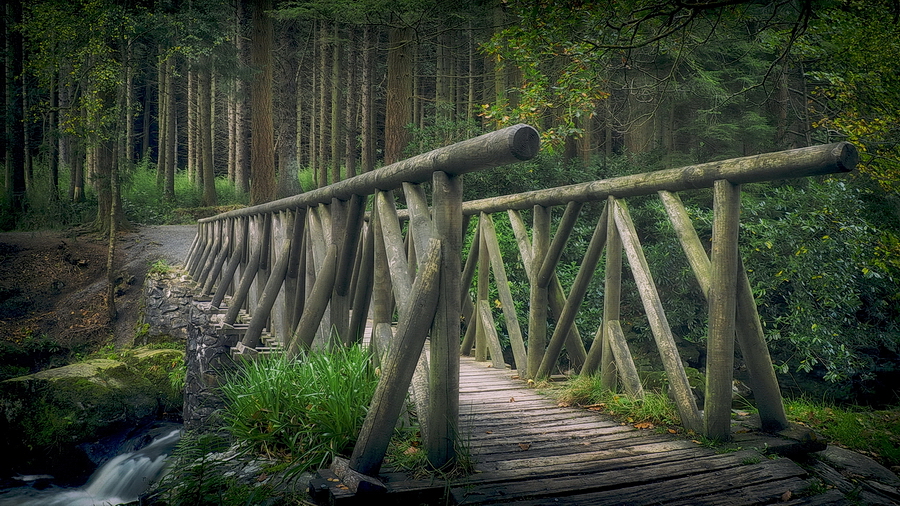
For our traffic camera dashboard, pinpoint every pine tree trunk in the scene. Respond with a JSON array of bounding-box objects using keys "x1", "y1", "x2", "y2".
[
  {"x1": 200, "y1": 61, "x2": 217, "y2": 207},
  {"x1": 249, "y1": 0, "x2": 276, "y2": 204},
  {"x1": 384, "y1": 26, "x2": 414, "y2": 165},
  {"x1": 4, "y1": 0, "x2": 26, "y2": 217},
  {"x1": 360, "y1": 24, "x2": 374, "y2": 172},
  {"x1": 49, "y1": 72, "x2": 59, "y2": 200},
  {"x1": 343, "y1": 30, "x2": 357, "y2": 179},
  {"x1": 330, "y1": 24, "x2": 343, "y2": 184},
  {"x1": 317, "y1": 22, "x2": 328, "y2": 185},
  {"x1": 164, "y1": 56, "x2": 176, "y2": 200},
  {"x1": 156, "y1": 51, "x2": 167, "y2": 190}
]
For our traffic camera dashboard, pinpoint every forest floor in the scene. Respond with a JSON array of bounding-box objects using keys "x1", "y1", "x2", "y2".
[{"x1": 0, "y1": 225, "x2": 196, "y2": 373}]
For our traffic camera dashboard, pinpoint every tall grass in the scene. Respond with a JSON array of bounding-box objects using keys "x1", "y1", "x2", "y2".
[{"x1": 219, "y1": 346, "x2": 378, "y2": 474}]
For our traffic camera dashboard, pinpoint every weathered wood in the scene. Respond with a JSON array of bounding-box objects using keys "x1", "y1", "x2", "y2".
[
  {"x1": 459, "y1": 142, "x2": 857, "y2": 215},
  {"x1": 192, "y1": 220, "x2": 217, "y2": 280},
  {"x1": 370, "y1": 199, "x2": 393, "y2": 360},
  {"x1": 348, "y1": 222, "x2": 375, "y2": 345},
  {"x1": 527, "y1": 205, "x2": 550, "y2": 378},
  {"x1": 403, "y1": 182, "x2": 435, "y2": 258},
  {"x1": 252, "y1": 214, "x2": 272, "y2": 315},
  {"x1": 211, "y1": 217, "x2": 247, "y2": 308},
  {"x1": 704, "y1": 180, "x2": 741, "y2": 440},
  {"x1": 335, "y1": 194, "x2": 366, "y2": 296},
  {"x1": 201, "y1": 221, "x2": 232, "y2": 295},
  {"x1": 475, "y1": 224, "x2": 489, "y2": 362},
  {"x1": 184, "y1": 225, "x2": 201, "y2": 268},
  {"x1": 201, "y1": 124, "x2": 540, "y2": 221},
  {"x1": 331, "y1": 456, "x2": 386, "y2": 495},
  {"x1": 537, "y1": 201, "x2": 583, "y2": 288},
  {"x1": 613, "y1": 199, "x2": 702, "y2": 433},
  {"x1": 242, "y1": 215, "x2": 296, "y2": 348},
  {"x1": 478, "y1": 300, "x2": 508, "y2": 369},
  {"x1": 223, "y1": 231, "x2": 263, "y2": 326},
  {"x1": 659, "y1": 190, "x2": 788, "y2": 431},
  {"x1": 508, "y1": 209, "x2": 588, "y2": 369},
  {"x1": 282, "y1": 209, "x2": 306, "y2": 339},
  {"x1": 427, "y1": 171, "x2": 462, "y2": 469},
  {"x1": 599, "y1": 196, "x2": 622, "y2": 388},
  {"x1": 375, "y1": 190, "x2": 413, "y2": 306},
  {"x1": 480, "y1": 213, "x2": 527, "y2": 376},
  {"x1": 606, "y1": 320, "x2": 644, "y2": 398},
  {"x1": 329, "y1": 198, "x2": 351, "y2": 345},
  {"x1": 536, "y1": 203, "x2": 608, "y2": 379},
  {"x1": 288, "y1": 243, "x2": 338, "y2": 355},
  {"x1": 349, "y1": 239, "x2": 442, "y2": 476}
]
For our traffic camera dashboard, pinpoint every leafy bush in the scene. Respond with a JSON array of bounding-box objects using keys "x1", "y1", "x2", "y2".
[{"x1": 220, "y1": 346, "x2": 378, "y2": 474}]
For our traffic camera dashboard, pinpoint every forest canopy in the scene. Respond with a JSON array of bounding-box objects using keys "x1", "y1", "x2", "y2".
[{"x1": 2, "y1": 0, "x2": 899, "y2": 399}]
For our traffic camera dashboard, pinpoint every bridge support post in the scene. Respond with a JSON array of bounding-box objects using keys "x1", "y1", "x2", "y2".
[
  {"x1": 427, "y1": 171, "x2": 461, "y2": 469},
  {"x1": 705, "y1": 180, "x2": 741, "y2": 440}
]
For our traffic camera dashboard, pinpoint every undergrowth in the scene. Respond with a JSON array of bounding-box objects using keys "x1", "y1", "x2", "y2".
[{"x1": 219, "y1": 346, "x2": 378, "y2": 476}]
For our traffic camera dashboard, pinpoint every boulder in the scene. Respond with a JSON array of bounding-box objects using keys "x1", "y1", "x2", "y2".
[{"x1": 0, "y1": 358, "x2": 159, "y2": 476}]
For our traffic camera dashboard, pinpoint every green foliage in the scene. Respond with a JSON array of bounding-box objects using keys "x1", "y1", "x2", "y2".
[
  {"x1": 554, "y1": 374, "x2": 682, "y2": 428},
  {"x1": 740, "y1": 178, "x2": 900, "y2": 384},
  {"x1": 801, "y1": 0, "x2": 900, "y2": 195},
  {"x1": 120, "y1": 160, "x2": 248, "y2": 225},
  {"x1": 785, "y1": 398, "x2": 900, "y2": 467},
  {"x1": 149, "y1": 259, "x2": 172, "y2": 276},
  {"x1": 220, "y1": 346, "x2": 377, "y2": 474},
  {"x1": 154, "y1": 432, "x2": 276, "y2": 506}
]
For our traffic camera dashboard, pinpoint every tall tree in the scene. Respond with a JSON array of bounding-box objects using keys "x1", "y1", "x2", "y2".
[
  {"x1": 249, "y1": 0, "x2": 276, "y2": 204},
  {"x1": 4, "y1": 0, "x2": 27, "y2": 220},
  {"x1": 384, "y1": 25, "x2": 414, "y2": 164}
]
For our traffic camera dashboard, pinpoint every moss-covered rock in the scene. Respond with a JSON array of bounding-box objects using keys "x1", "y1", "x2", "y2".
[{"x1": 0, "y1": 347, "x2": 185, "y2": 475}]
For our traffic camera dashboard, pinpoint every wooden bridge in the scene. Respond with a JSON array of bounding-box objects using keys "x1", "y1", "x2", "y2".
[{"x1": 183, "y1": 124, "x2": 858, "y2": 504}]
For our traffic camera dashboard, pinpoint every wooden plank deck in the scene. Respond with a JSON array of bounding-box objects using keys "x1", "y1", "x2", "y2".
[{"x1": 439, "y1": 356, "x2": 831, "y2": 505}]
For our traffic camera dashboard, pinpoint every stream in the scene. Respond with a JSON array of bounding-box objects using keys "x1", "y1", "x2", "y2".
[{"x1": 0, "y1": 425, "x2": 181, "y2": 506}]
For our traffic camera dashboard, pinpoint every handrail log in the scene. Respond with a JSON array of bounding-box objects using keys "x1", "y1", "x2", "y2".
[
  {"x1": 198, "y1": 123, "x2": 540, "y2": 223},
  {"x1": 459, "y1": 142, "x2": 856, "y2": 215}
]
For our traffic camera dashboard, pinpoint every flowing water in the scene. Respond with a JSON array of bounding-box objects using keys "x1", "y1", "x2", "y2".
[{"x1": 0, "y1": 427, "x2": 181, "y2": 506}]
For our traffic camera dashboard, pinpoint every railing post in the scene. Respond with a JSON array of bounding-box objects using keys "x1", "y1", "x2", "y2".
[
  {"x1": 427, "y1": 170, "x2": 461, "y2": 469},
  {"x1": 704, "y1": 180, "x2": 741, "y2": 440},
  {"x1": 527, "y1": 205, "x2": 550, "y2": 378}
]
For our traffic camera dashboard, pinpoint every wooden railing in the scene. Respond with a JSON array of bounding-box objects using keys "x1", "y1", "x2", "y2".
[
  {"x1": 184, "y1": 124, "x2": 540, "y2": 475},
  {"x1": 184, "y1": 128, "x2": 857, "y2": 476}
]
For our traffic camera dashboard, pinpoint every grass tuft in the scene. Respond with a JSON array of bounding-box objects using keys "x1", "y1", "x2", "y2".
[{"x1": 219, "y1": 346, "x2": 378, "y2": 475}]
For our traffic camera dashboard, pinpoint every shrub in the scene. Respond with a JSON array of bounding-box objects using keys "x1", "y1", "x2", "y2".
[{"x1": 220, "y1": 346, "x2": 378, "y2": 474}]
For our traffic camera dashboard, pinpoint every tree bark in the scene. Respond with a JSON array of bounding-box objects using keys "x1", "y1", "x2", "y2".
[
  {"x1": 5, "y1": 0, "x2": 26, "y2": 218},
  {"x1": 249, "y1": 0, "x2": 276, "y2": 204},
  {"x1": 200, "y1": 61, "x2": 217, "y2": 207},
  {"x1": 384, "y1": 26, "x2": 414, "y2": 165}
]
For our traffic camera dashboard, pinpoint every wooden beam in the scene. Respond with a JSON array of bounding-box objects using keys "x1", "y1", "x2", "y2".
[
  {"x1": 459, "y1": 142, "x2": 857, "y2": 215},
  {"x1": 478, "y1": 300, "x2": 508, "y2": 369},
  {"x1": 659, "y1": 190, "x2": 788, "y2": 432},
  {"x1": 480, "y1": 213, "x2": 528, "y2": 377},
  {"x1": 705, "y1": 180, "x2": 740, "y2": 440},
  {"x1": 288, "y1": 243, "x2": 339, "y2": 354},
  {"x1": 607, "y1": 320, "x2": 644, "y2": 399},
  {"x1": 200, "y1": 124, "x2": 540, "y2": 222},
  {"x1": 527, "y1": 205, "x2": 550, "y2": 378},
  {"x1": 536, "y1": 203, "x2": 608, "y2": 379},
  {"x1": 537, "y1": 201, "x2": 583, "y2": 288},
  {"x1": 349, "y1": 239, "x2": 442, "y2": 476},
  {"x1": 427, "y1": 171, "x2": 461, "y2": 469},
  {"x1": 613, "y1": 199, "x2": 702, "y2": 433}
]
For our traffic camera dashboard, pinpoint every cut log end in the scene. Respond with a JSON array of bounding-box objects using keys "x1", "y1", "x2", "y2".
[
  {"x1": 834, "y1": 141, "x2": 859, "y2": 173},
  {"x1": 510, "y1": 124, "x2": 540, "y2": 161}
]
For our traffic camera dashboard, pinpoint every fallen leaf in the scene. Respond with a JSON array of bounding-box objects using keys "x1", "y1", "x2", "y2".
[
  {"x1": 558, "y1": 401, "x2": 571, "y2": 407},
  {"x1": 485, "y1": 430, "x2": 493, "y2": 434},
  {"x1": 667, "y1": 429, "x2": 678, "y2": 434},
  {"x1": 509, "y1": 397, "x2": 516, "y2": 402},
  {"x1": 780, "y1": 490, "x2": 792, "y2": 501},
  {"x1": 634, "y1": 422, "x2": 654, "y2": 429},
  {"x1": 404, "y1": 446, "x2": 419, "y2": 455},
  {"x1": 692, "y1": 440, "x2": 703, "y2": 444},
  {"x1": 327, "y1": 478, "x2": 340, "y2": 482},
  {"x1": 518, "y1": 443, "x2": 531, "y2": 451}
]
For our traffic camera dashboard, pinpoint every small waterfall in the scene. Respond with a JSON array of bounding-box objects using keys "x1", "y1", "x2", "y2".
[{"x1": 0, "y1": 427, "x2": 181, "y2": 506}]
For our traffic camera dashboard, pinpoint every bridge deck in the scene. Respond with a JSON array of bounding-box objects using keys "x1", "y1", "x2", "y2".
[{"x1": 435, "y1": 356, "x2": 842, "y2": 505}]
